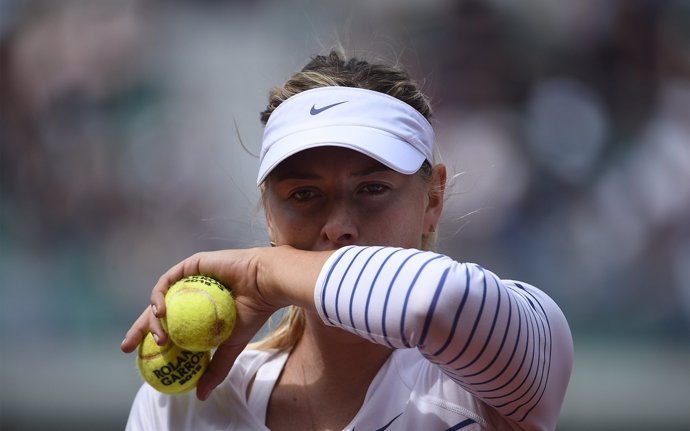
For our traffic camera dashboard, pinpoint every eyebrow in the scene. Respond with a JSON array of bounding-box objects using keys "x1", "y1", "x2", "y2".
[
  {"x1": 351, "y1": 164, "x2": 393, "y2": 177},
  {"x1": 273, "y1": 163, "x2": 393, "y2": 183}
]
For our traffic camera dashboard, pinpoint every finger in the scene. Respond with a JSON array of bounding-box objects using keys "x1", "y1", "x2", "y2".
[
  {"x1": 150, "y1": 254, "x2": 205, "y2": 318},
  {"x1": 120, "y1": 308, "x2": 151, "y2": 353},
  {"x1": 150, "y1": 274, "x2": 174, "y2": 318},
  {"x1": 148, "y1": 307, "x2": 167, "y2": 345},
  {"x1": 120, "y1": 305, "x2": 168, "y2": 352},
  {"x1": 196, "y1": 343, "x2": 244, "y2": 401}
]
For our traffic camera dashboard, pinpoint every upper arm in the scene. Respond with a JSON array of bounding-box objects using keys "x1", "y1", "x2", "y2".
[{"x1": 316, "y1": 246, "x2": 574, "y2": 430}]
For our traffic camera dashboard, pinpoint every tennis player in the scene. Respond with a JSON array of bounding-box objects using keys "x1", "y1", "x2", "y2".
[{"x1": 121, "y1": 50, "x2": 573, "y2": 431}]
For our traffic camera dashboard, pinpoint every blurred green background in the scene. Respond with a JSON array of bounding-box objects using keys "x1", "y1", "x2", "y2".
[{"x1": 1, "y1": 0, "x2": 688, "y2": 430}]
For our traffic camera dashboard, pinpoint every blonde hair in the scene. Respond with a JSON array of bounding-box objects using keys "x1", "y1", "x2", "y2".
[{"x1": 251, "y1": 50, "x2": 438, "y2": 352}]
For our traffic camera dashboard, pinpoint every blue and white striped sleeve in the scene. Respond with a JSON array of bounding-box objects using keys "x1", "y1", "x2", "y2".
[{"x1": 314, "y1": 246, "x2": 573, "y2": 431}]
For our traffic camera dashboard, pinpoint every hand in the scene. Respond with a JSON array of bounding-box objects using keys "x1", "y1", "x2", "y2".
[
  {"x1": 120, "y1": 246, "x2": 332, "y2": 400},
  {"x1": 121, "y1": 247, "x2": 279, "y2": 400}
]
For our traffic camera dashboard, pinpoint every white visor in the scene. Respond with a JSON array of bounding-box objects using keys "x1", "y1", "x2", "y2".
[{"x1": 257, "y1": 86, "x2": 434, "y2": 185}]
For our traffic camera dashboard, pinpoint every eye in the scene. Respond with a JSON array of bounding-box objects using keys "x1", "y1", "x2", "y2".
[
  {"x1": 290, "y1": 188, "x2": 319, "y2": 202},
  {"x1": 359, "y1": 183, "x2": 390, "y2": 195}
]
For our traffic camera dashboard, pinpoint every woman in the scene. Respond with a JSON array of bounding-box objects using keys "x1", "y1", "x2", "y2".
[{"x1": 121, "y1": 51, "x2": 573, "y2": 430}]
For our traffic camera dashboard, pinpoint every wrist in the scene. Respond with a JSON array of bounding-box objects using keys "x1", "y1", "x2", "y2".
[{"x1": 256, "y1": 245, "x2": 332, "y2": 311}]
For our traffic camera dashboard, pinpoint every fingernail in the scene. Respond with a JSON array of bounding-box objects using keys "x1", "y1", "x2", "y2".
[
  {"x1": 152, "y1": 332, "x2": 160, "y2": 343},
  {"x1": 151, "y1": 304, "x2": 158, "y2": 316}
]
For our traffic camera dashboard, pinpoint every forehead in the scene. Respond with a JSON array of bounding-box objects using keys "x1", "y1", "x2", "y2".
[{"x1": 268, "y1": 146, "x2": 392, "y2": 181}]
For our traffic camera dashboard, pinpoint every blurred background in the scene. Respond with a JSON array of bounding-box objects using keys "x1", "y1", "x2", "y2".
[{"x1": 1, "y1": 0, "x2": 688, "y2": 429}]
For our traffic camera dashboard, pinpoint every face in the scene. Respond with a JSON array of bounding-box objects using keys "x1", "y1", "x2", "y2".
[{"x1": 262, "y1": 147, "x2": 445, "y2": 251}]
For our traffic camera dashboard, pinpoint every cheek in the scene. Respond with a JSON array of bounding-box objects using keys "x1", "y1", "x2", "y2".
[
  {"x1": 358, "y1": 201, "x2": 427, "y2": 248},
  {"x1": 268, "y1": 203, "x2": 322, "y2": 247}
]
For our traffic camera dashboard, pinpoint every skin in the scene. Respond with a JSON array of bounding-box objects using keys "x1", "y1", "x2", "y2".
[{"x1": 121, "y1": 146, "x2": 447, "y2": 429}]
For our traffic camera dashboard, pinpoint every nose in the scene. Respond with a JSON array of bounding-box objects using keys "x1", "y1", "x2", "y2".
[{"x1": 320, "y1": 203, "x2": 358, "y2": 248}]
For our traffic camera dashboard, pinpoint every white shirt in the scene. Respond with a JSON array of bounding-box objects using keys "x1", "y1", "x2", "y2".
[{"x1": 127, "y1": 246, "x2": 573, "y2": 430}]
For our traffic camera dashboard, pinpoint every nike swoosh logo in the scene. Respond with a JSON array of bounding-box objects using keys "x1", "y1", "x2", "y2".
[{"x1": 310, "y1": 101, "x2": 348, "y2": 115}]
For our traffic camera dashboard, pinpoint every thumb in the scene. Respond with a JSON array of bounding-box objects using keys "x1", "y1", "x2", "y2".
[
  {"x1": 195, "y1": 342, "x2": 246, "y2": 401},
  {"x1": 196, "y1": 307, "x2": 271, "y2": 401}
]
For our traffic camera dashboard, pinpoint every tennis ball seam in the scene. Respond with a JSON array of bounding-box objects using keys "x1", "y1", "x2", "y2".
[
  {"x1": 138, "y1": 334, "x2": 175, "y2": 361},
  {"x1": 168, "y1": 286, "x2": 226, "y2": 346},
  {"x1": 170, "y1": 287, "x2": 219, "y2": 323},
  {"x1": 163, "y1": 275, "x2": 236, "y2": 352}
]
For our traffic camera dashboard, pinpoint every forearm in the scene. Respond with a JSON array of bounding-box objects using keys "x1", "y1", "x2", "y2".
[{"x1": 257, "y1": 245, "x2": 334, "y2": 311}]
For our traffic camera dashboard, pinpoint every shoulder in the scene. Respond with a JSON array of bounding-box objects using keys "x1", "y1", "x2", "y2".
[{"x1": 503, "y1": 279, "x2": 574, "y2": 366}]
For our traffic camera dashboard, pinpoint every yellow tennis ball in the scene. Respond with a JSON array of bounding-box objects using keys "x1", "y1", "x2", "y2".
[
  {"x1": 136, "y1": 332, "x2": 210, "y2": 394},
  {"x1": 161, "y1": 275, "x2": 236, "y2": 352}
]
